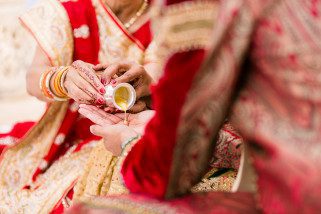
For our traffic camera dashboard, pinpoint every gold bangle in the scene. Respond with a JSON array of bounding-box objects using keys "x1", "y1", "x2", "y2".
[
  {"x1": 60, "y1": 66, "x2": 69, "y2": 95},
  {"x1": 40, "y1": 69, "x2": 54, "y2": 99},
  {"x1": 51, "y1": 67, "x2": 68, "y2": 101},
  {"x1": 54, "y1": 67, "x2": 68, "y2": 98},
  {"x1": 40, "y1": 67, "x2": 69, "y2": 101}
]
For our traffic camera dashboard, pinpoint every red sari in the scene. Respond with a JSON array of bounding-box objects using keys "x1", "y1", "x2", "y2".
[
  {"x1": 72, "y1": 0, "x2": 321, "y2": 213},
  {"x1": 0, "y1": 0, "x2": 153, "y2": 212}
]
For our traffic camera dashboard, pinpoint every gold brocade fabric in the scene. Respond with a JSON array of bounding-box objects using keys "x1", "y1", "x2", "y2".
[
  {"x1": 73, "y1": 140, "x2": 128, "y2": 203},
  {"x1": 74, "y1": 138, "x2": 139, "y2": 203},
  {"x1": 74, "y1": 139, "x2": 236, "y2": 206},
  {"x1": 191, "y1": 169, "x2": 237, "y2": 193}
]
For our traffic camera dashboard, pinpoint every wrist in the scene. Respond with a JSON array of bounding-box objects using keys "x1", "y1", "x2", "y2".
[
  {"x1": 121, "y1": 135, "x2": 140, "y2": 150},
  {"x1": 120, "y1": 128, "x2": 138, "y2": 145}
]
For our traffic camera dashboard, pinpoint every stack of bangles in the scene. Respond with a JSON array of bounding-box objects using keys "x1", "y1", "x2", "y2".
[{"x1": 39, "y1": 66, "x2": 69, "y2": 101}]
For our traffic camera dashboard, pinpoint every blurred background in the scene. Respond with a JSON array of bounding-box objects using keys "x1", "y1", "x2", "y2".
[{"x1": 0, "y1": 0, "x2": 45, "y2": 133}]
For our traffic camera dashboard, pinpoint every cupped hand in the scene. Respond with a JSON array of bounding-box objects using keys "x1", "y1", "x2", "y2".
[
  {"x1": 63, "y1": 60, "x2": 106, "y2": 105},
  {"x1": 78, "y1": 104, "x2": 155, "y2": 155}
]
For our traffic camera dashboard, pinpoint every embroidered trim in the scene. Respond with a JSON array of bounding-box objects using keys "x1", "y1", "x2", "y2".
[
  {"x1": 98, "y1": 0, "x2": 145, "y2": 50},
  {"x1": 73, "y1": 140, "x2": 119, "y2": 203},
  {"x1": 20, "y1": 0, "x2": 73, "y2": 66},
  {"x1": 121, "y1": 135, "x2": 140, "y2": 149},
  {"x1": 0, "y1": 102, "x2": 69, "y2": 192},
  {"x1": 152, "y1": 1, "x2": 218, "y2": 67},
  {"x1": 91, "y1": 0, "x2": 146, "y2": 65},
  {"x1": 73, "y1": 25, "x2": 90, "y2": 39},
  {"x1": 39, "y1": 159, "x2": 48, "y2": 171},
  {"x1": 0, "y1": 136, "x2": 17, "y2": 147},
  {"x1": 0, "y1": 144, "x2": 97, "y2": 213},
  {"x1": 54, "y1": 133, "x2": 65, "y2": 146}
]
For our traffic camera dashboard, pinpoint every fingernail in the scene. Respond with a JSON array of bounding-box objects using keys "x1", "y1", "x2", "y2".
[
  {"x1": 102, "y1": 79, "x2": 108, "y2": 86},
  {"x1": 111, "y1": 79, "x2": 116, "y2": 85},
  {"x1": 100, "y1": 88, "x2": 106, "y2": 94},
  {"x1": 97, "y1": 98, "x2": 105, "y2": 104}
]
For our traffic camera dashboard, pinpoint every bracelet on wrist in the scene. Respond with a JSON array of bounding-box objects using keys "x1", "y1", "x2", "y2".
[
  {"x1": 40, "y1": 69, "x2": 55, "y2": 100},
  {"x1": 53, "y1": 67, "x2": 67, "y2": 98},
  {"x1": 52, "y1": 66, "x2": 69, "y2": 101},
  {"x1": 121, "y1": 135, "x2": 140, "y2": 150},
  {"x1": 40, "y1": 66, "x2": 69, "y2": 101},
  {"x1": 60, "y1": 66, "x2": 69, "y2": 95}
]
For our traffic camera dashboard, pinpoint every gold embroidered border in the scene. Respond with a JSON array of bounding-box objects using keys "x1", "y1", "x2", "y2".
[
  {"x1": 78, "y1": 195, "x2": 175, "y2": 214},
  {"x1": 191, "y1": 169, "x2": 237, "y2": 193},
  {"x1": 91, "y1": 0, "x2": 146, "y2": 65},
  {"x1": 73, "y1": 138, "x2": 142, "y2": 203},
  {"x1": 20, "y1": 0, "x2": 73, "y2": 66},
  {"x1": 0, "y1": 136, "x2": 17, "y2": 147},
  {"x1": 0, "y1": 102, "x2": 68, "y2": 192},
  {"x1": 152, "y1": 1, "x2": 219, "y2": 66},
  {"x1": 74, "y1": 140, "x2": 118, "y2": 203},
  {"x1": 0, "y1": 144, "x2": 96, "y2": 213}
]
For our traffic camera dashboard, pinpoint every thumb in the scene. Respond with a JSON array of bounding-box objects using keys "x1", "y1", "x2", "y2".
[{"x1": 90, "y1": 125, "x2": 105, "y2": 137}]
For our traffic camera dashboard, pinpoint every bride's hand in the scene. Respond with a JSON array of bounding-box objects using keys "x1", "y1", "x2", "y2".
[
  {"x1": 63, "y1": 60, "x2": 106, "y2": 105},
  {"x1": 93, "y1": 61, "x2": 152, "y2": 99},
  {"x1": 93, "y1": 61, "x2": 152, "y2": 113},
  {"x1": 78, "y1": 104, "x2": 155, "y2": 155}
]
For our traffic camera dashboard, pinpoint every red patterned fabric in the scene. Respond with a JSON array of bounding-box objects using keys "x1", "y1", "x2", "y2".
[
  {"x1": 231, "y1": 0, "x2": 321, "y2": 212},
  {"x1": 122, "y1": 50, "x2": 206, "y2": 198},
  {"x1": 121, "y1": 0, "x2": 321, "y2": 212},
  {"x1": 211, "y1": 123, "x2": 242, "y2": 170}
]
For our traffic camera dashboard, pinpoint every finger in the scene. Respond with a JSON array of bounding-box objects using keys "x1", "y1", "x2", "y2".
[
  {"x1": 80, "y1": 104, "x2": 106, "y2": 115},
  {"x1": 93, "y1": 64, "x2": 108, "y2": 71},
  {"x1": 115, "y1": 109, "x2": 123, "y2": 113},
  {"x1": 68, "y1": 70, "x2": 105, "y2": 105},
  {"x1": 80, "y1": 104, "x2": 122, "y2": 123},
  {"x1": 104, "y1": 106, "x2": 117, "y2": 113},
  {"x1": 80, "y1": 104, "x2": 108, "y2": 117},
  {"x1": 79, "y1": 107, "x2": 113, "y2": 126},
  {"x1": 135, "y1": 85, "x2": 149, "y2": 99},
  {"x1": 64, "y1": 80, "x2": 94, "y2": 104},
  {"x1": 101, "y1": 62, "x2": 132, "y2": 85},
  {"x1": 129, "y1": 100, "x2": 147, "y2": 113},
  {"x1": 72, "y1": 60, "x2": 105, "y2": 94},
  {"x1": 90, "y1": 125, "x2": 105, "y2": 137},
  {"x1": 114, "y1": 65, "x2": 144, "y2": 85},
  {"x1": 79, "y1": 103, "x2": 102, "y2": 112},
  {"x1": 113, "y1": 113, "x2": 126, "y2": 120}
]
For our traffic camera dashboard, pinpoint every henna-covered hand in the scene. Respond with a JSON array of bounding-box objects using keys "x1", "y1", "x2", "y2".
[
  {"x1": 93, "y1": 61, "x2": 153, "y2": 113},
  {"x1": 93, "y1": 61, "x2": 153, "y2": 99},
  {"x1": 64, "y1": 60, "x2": 106, "y2": 105}
]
